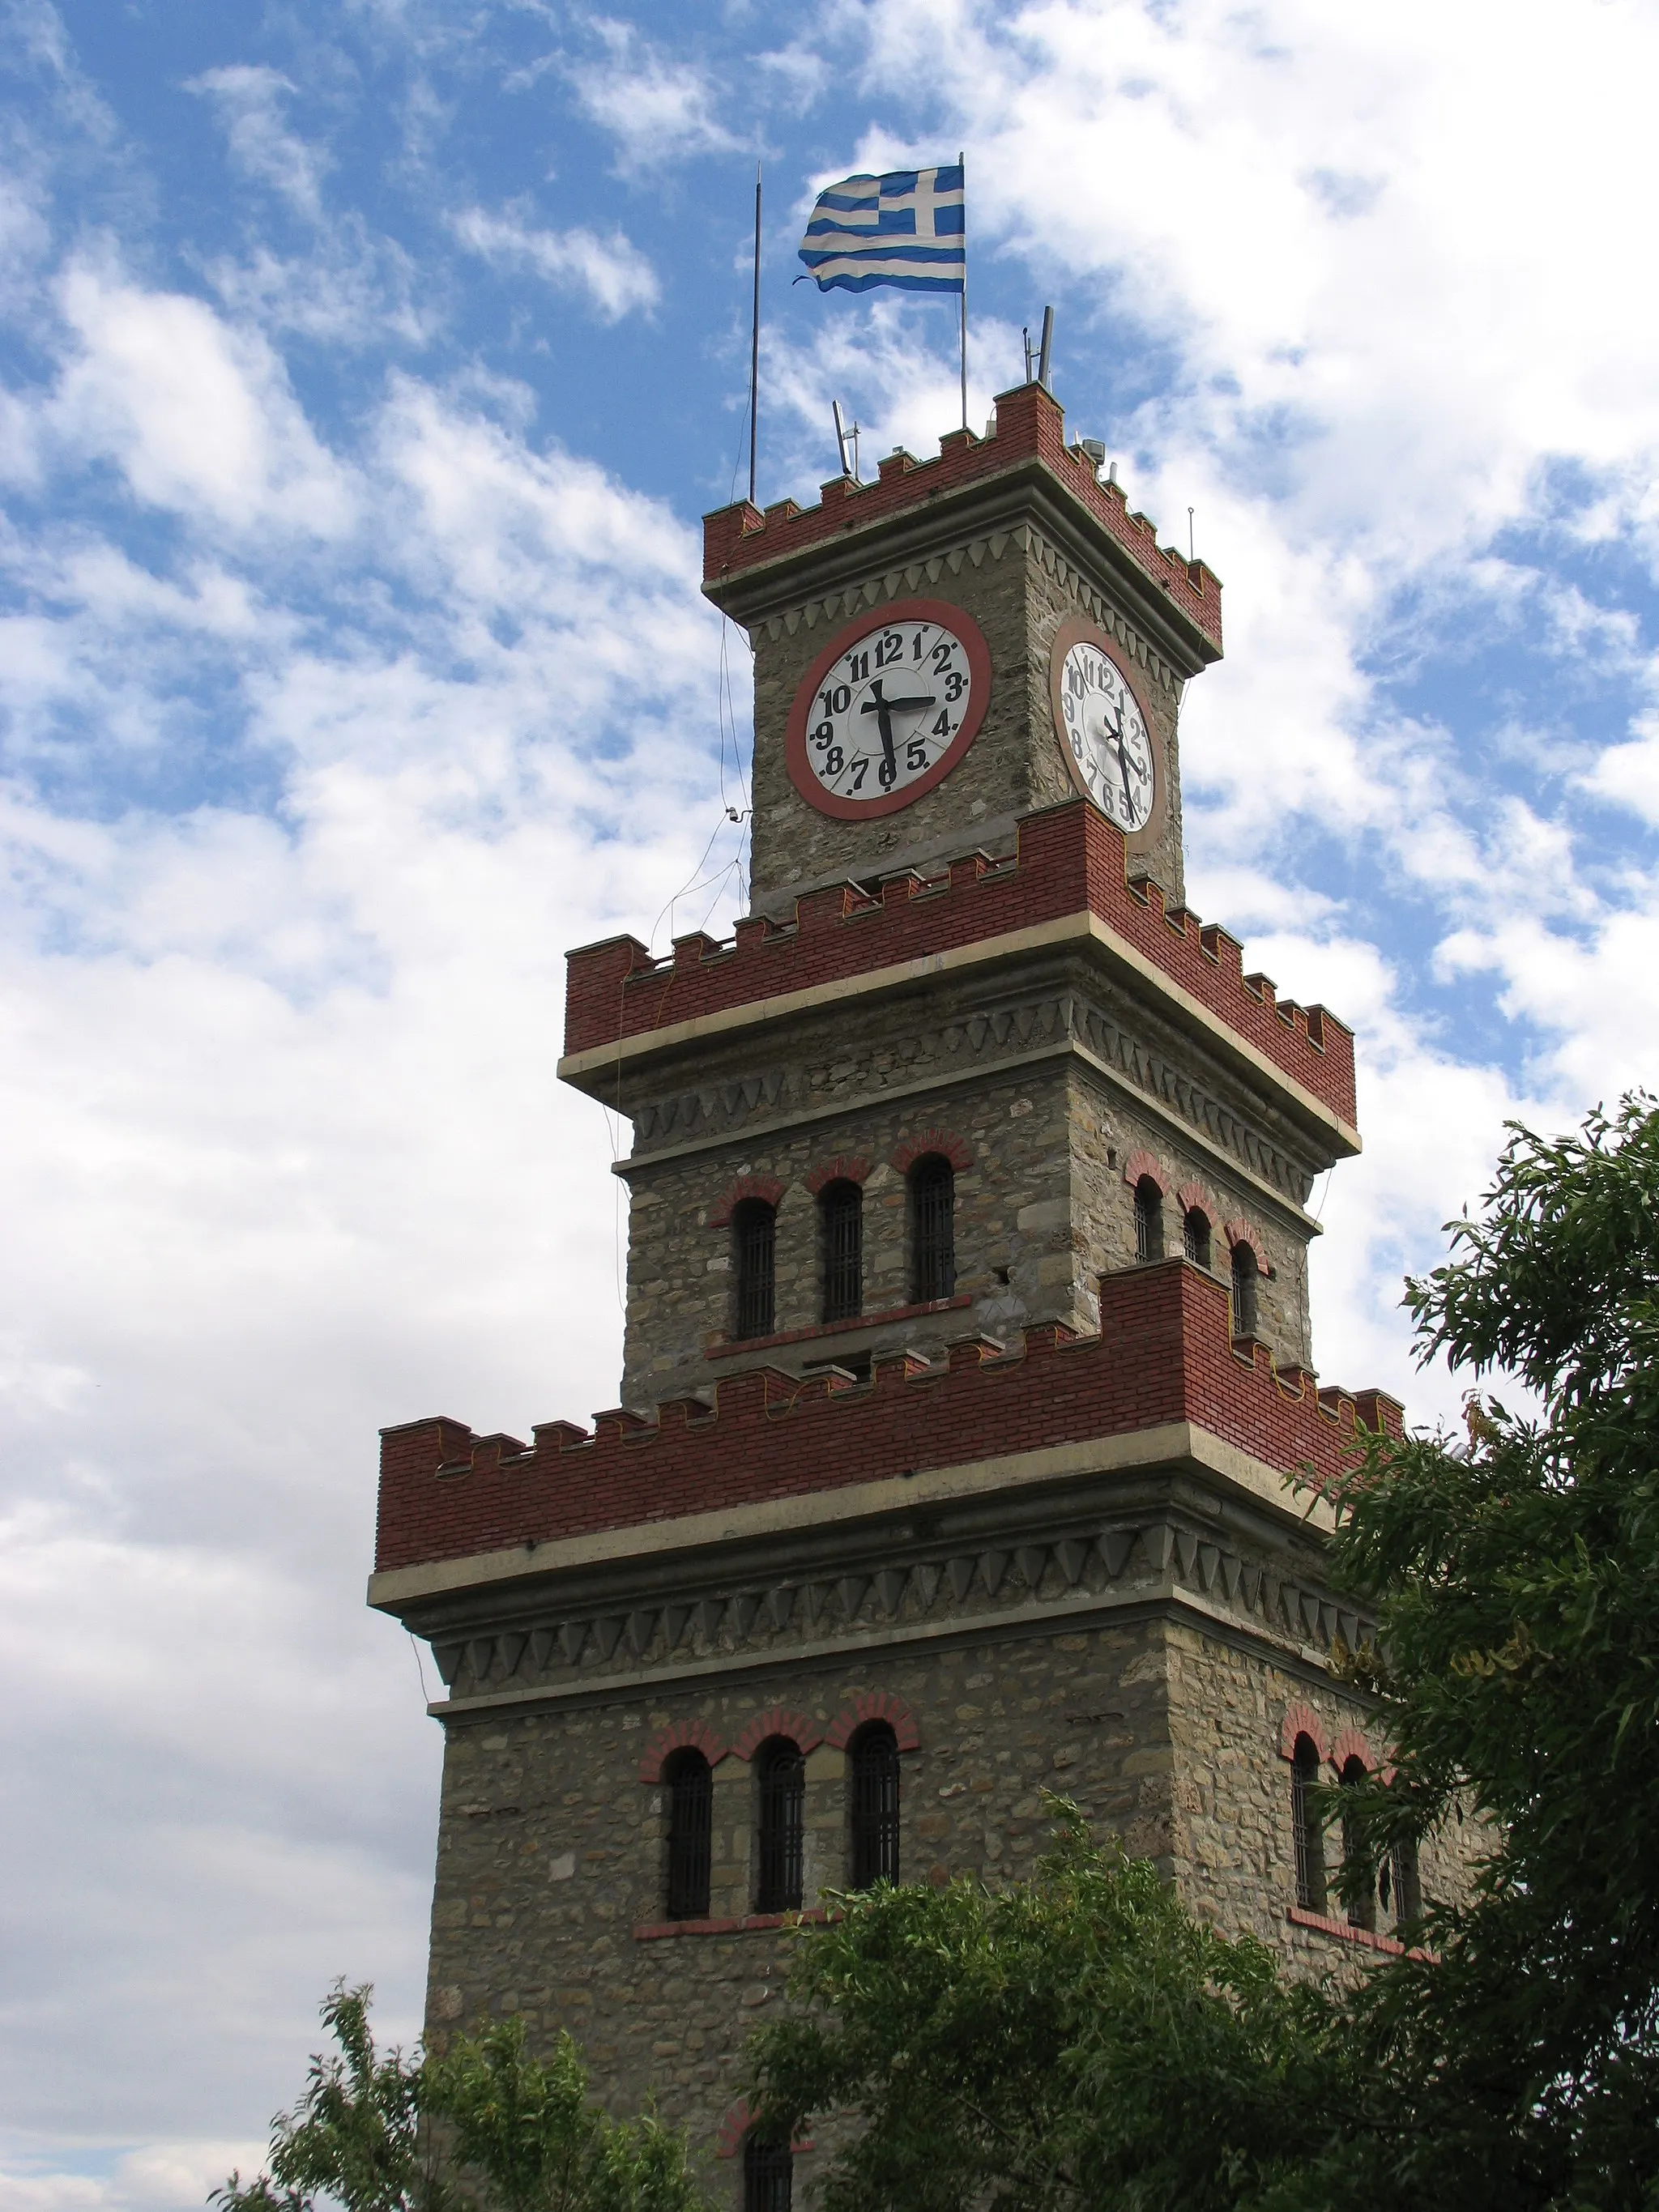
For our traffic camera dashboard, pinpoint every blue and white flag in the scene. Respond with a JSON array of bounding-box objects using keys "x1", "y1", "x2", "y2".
[{"x1": 797, "y1": 164, "x2": 965, "y2": 294}]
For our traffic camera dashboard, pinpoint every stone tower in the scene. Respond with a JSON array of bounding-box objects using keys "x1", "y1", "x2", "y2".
[{"x1": 370, "y1": 380, "x2": 1456, "y2": 2206}]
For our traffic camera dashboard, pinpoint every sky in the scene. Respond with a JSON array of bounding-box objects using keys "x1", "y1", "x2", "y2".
[{"x1": 3, "y1": 0, "x2": 1658, "y2": 2204}]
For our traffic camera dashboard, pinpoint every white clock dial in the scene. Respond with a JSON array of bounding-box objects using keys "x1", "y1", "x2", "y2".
[
  {"x1": 1057, "y1": 639, "x2": 1157, "y2": 833},
  {"x1": 803, "y1": 616, "x2": 973, "y2": 806}
]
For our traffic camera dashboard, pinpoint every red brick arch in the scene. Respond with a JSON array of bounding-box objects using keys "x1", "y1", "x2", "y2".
[
  {"x1": 1174, "y1": 1182, "x2": 1209, "y2": 1217},
  {"x1": 636, "y1": 1718, "x2": 728, "y2": 1784},
  {"x1": 1330, "y1": 1727, "x2": 1376, "y2": 1774},
  {"x1": 1121, "y1": 1149, "x2": 1166, "y2": 1191},
  {"x1": 890, "y1": 1128, "x2": 973, "y2": 1174},
  {"x1": 731, "y1": 1707, "x2": 824, "y2": 1761},
  {"x1": 804, "y1": 1153, "x2": 872, "y2": 1197},
  {"x1": 709, "y1": 1174, "x2": 786, "y2": 1229},
  {"x1": 825, "y1": 1690, "x2": 921, "y2": 1754},
  {"x1": 1278, "y1": 1700, "x2": 1329, "y2": 1762},
  {"x1": 1222, "y1": 1219, "x2": 1269, "y2": 1273}
]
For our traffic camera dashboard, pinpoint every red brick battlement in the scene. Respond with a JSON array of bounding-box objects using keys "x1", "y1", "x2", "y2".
[
  {"x1": 703, "y1": 382, "x2": 1223, "y2": 659},
  {"x1": 373, "y1": 1262, "x2": 1399, "y2": 1576},
  {"x1": 562, "y1": 799, "x2": 1357, "y2": 1130}
]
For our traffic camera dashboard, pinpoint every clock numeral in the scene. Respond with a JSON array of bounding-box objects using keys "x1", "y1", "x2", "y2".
[
  {"x1": 819, "y1": 682, "x2": 851, "y2": 715},
  {"x1": 823, "y1": 745, "x2": 844, "y2": 776},
  {"x1": 850, "y1": 758, "x2": 868, "y2": 791},
  {"x1": 877, "y1": 757, "x2": 897, "y2": 790},
  {"x1": 876, "y1": 630, "x2": 903, "y2": 667},
  {"x1": 944, "y1": 671, "x2": 965, "y2": 702},
  {"x1": 912, "y1": 629, "x2": 932, "y2": 659},
  {"x1": 932, "y1": 641, "x2": 953, "y2": 672},
  {"x1": 812, "y1": 719, "x2": 834, "y2": 750},
  {"x1": 906, "y1": 739, "x2": 928, "y2": 772},
  {"x1": 932, "y1": 710, "x2": 953, "y2": 738},
  {"x1": 848, "y1": 649, "x2": 869, "y2": 681}
]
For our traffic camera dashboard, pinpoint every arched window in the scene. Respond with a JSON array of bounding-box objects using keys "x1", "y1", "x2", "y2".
[
  {"x1": 744, "y1": 2133, "x2": 792, "y2": 2212},
  {"x1": 1134, "y1": 1176, "x2": 1163, "y2": 1262},
  {"x1": 1340, "y1": 1755, "x2": 1376, "y2": 1931},
  {"x1": 663, "y1": 1748, "x2": 712, "y2": 1921},
  {"x1": 1380, "y1": 1838, "x2": 1422, "y2": 1932},
  {"x1": 849, "y1": 1722, "x2": 901, "y2": 1888},
  {"x1": 1183, "y1": 1207, "x2": 1211, "y2": 1268},
  {"x1": 820, "y1": 1178, "x2": 863, "y2": 1323},
  {"x1": 1291, "y1": 1733, "x2": 1326, "y2": 1912},
  {"x1": 908, "y1": 1155, "x2": 956, "y2": 1302},
  {"x1": 733, "y1": 1198, "x2": 776, "y2": 1340},
  {"x1": 755, "y1": 1737, "x2": 805, "y2": 1912},
  {"x1": 1230, "y1": 1239, "x2": 1259, "y2": 1338}
]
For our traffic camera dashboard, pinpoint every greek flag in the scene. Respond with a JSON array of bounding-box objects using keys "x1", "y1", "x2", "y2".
[{"x1": 797, "y1": 164, "x2": 966, "y2": 294}]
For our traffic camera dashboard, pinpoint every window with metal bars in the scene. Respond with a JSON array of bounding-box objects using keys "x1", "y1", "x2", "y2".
[
  {"x1": 849, "y1": 1723, "x2": 900, "y2": 1888},
  {"x1": 743, "y1": 2134, "x2": 792, "y2": 2212},
  {"x1": 1183, "y1": 1207, "x2": 1211, "y2": 1268},
  {"x1": 820, "y1": 1178, "x2": 863, "y2": 1323},
  {"x1": 663, "y1": 1749, "x2": 712, "y2": 1920},
  {"x1": 1291, "y1": 1733, "x2": 1326, "y2": 1912},
  {"x1": 908, "y1": 1155, "x2": 956, "y2": 1302},
  {"x1": 1340, "y1": 1756, "x2": 1376, "y2": 1931},
  {"x1": 1230, "y1": 1240, "x2": 1259, "y2": 1338},
  {"x1": 755, "y1": 1737, "x2": 804, "y2": 1912},
  {"x1": 1380, "y1": 1837, "x2": 1422, "y2": 1931},
  {"x1": 1134, "y1": 1177, "x2": 1164, "y2": 1262},
  {"x1": 732, "y1": 1198, "x2": 775, "y2": 1340}
]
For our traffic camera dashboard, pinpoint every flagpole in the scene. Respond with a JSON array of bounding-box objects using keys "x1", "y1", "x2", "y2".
[
  {"x1": 748, "y1": 164, "x2": 761, "y2": 508},
  {"x1": 957, "y1": 149, "x2": 968, "y2": 432}
]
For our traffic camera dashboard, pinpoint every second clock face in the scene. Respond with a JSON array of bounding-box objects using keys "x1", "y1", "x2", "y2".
[
  {"x1": 1051, "y1": 622, "x2": 1159, "y2": 837},
  {"x1": 784, "y1": 599, "x2": 992, "y2": 820}
]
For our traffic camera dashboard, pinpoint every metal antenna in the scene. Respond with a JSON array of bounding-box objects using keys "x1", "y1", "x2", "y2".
[
  {"x1": 1036, "y1": 305, "x2": 1054, "y2": 392},
  {"x1": 833, "y1": 399, "x2": 855, "y2": 480},
  {"x1": 1022, "y1": 326, "x2": 1034, "y2": 382},
  {"x1": 748, "y1": 164, "x2": 761, "y2": 508},
  {"x1": 1188, "y1": 507, "x2": 1196, "y2": 562}
]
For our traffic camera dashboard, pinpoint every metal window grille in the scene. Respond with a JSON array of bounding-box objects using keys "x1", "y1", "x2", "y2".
[
  {"x1": 850, "y1": 1725, "x2": 901, "y2": 1888},
  {"x1": 821, "y1": 1180, "x2": 863, "y2": 1323},
  {"x1": 756, "y1": 1739, "x2": 804, "y2": 1912},
  {"x1": 1291, "y1": 1736, "x2": 1326, "y2": 1912},
  {"x1": 665, "y1": 1752, "x2": 712, "y2": 1920},
  {"x1": 734, "y1": 1200, "x2": 775, "y2": 1340},
  {"x1": 1340, "y1": 1759, "x2": 1376, "y2": 1931},
  {"x1": 744, "y1": 2137, "x2": 793, "y2": 2212},
  {"x1": 1134, "y1": 1178, "x2": 1163, "y2": 1262},
  {"x1": 910, "y1": 1157, "x2": 956, "y2": 1302},
  {"x1": 1230, "y1": 1242, "x2": 1259, "y2": 1337},
  {"x1": 1183, "y1": 1208, "x2": 1211, "y2": 1268},
  {"x1": 1381, "y1": 1839, "x2": 1422, "y2": 1929}
]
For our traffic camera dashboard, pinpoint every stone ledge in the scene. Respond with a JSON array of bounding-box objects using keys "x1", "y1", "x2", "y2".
[
  {"x1": 633, "y1": 1908, "x2": 830, "y2": 1941},
  {"x1": 1287, "y1": 1903, "x2": 1412, "y2": 1956},
  {"x1": 706, "y1": 1293, "x2": 974, "y2": 1359}
]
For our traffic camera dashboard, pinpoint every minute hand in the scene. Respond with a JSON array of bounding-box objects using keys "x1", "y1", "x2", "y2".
[{"x1": 860, "y1": 680, "x2": 936, "y2": 777}]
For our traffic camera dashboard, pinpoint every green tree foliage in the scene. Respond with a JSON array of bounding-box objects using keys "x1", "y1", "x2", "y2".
[
  {"x1": 215, "y1": 1988, "x2": 710, "y2": 2212},
  {"x1": 1313, "y1": 1093, "x2": 1659, "y2": 2204},
  {"x1": 745, "y1": 1812, "x2": 1355, "y2": 2212},
  {"x1": 748, "y1": 1097, "x2": 1659, "y2": 2210}
]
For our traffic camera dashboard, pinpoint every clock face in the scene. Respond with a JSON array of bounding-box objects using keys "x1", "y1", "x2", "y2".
[
  {"x1": 784, "y1": 599, "x2": 992, "y2": 820},
  {"x1": 1051, "y1": 624, "x2": 1159, "y2": 837}
]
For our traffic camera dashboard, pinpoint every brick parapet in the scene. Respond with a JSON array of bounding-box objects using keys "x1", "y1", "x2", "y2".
[
  {"x1": 702, "y1": 383, "x2": 1223, "y2": 656},
  {"x1": 561, "y1": 799, "x2": 1357, "y2": 1128},
  {"x1": 373, "y1": 1262, "x2": 1401, "y2": 1575}
]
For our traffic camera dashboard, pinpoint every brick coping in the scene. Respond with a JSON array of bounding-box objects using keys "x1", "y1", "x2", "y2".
[
  {"x1": 561, "y1": 800, "x2": 1357, "y2": 1133},
  {"x1": 1287, "y1": 1904, "x2": 1419, "y2": 1957},
  {"x1": 702, "y1": 381, "x2": 1222, "y2": 660}
]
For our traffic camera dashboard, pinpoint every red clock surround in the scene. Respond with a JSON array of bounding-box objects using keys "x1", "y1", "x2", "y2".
[{"x1": 783, "y1": 597, "x2": 994, "y2": 820}]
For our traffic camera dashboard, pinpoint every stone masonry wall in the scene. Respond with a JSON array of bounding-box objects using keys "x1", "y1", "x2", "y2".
[
  {"x1": 422, "y1": 1610, "x2": 1412, "y2": 2204},
  {"x1": 744, "y1": 525, "x2": 1186, "y2": 910},
  {"x1": 619, "y1": 1037, "x2": 1313, "y2": 1410}
]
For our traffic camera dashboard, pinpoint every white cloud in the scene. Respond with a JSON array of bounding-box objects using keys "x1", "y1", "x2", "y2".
[
  {"x1": 568, "y1": 20, "x2": 742, "y2": 170},
  {"x1": 49, "y1": 259, "x2": 353, "y2": 536},
  {"x1": 450, "y1": 202, "x2": 659, "y2": 320},
  {"x1": 186, "y1": 66, "x2": 329, "y2": 221}
]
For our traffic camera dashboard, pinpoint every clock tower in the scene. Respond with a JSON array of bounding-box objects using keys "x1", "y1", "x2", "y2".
[{"x1": 369, "y1": 378, "x2": 1471, "y2": 2207}]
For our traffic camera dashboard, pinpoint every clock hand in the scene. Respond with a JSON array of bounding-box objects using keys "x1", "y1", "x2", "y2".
[{"x1": 860, "y1": 683, "x2": 936, "y2": 778}]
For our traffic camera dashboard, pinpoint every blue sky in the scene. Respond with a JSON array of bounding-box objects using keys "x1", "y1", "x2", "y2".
[{"x1": 5, "y1": 2, "x2": 1659, "y2": 2206}]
